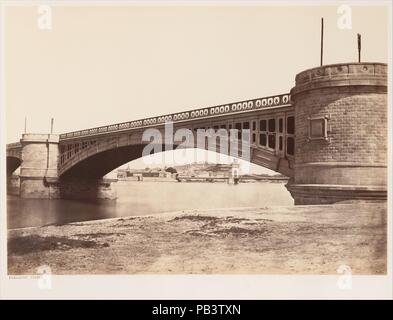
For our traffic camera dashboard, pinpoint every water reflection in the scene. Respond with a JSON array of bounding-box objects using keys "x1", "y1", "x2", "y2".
[
  {"x1": 7, "y1": 197, "x2": 118, "y2": 229},
  {"x1": 7, "y1": 181, "x2": 293, "y2": 229}
]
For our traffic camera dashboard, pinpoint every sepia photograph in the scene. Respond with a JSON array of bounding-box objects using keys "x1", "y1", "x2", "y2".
[{"x1": 1, "y1": 0, "x2": 392, "y2": 300}]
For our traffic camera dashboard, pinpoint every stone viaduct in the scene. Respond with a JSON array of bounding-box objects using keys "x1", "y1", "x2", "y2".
[{"x1": 6, "y1": 62, "x2": 388, "y2": 204}]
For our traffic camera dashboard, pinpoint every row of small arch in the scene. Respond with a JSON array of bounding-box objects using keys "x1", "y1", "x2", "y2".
[
  {"x1": 60, "y1": 94, "x2": 290, "y2": 138},
  {"x1": 7, "y1": 142, "x2": 21, "y2": 149},
  {"x1": 208, "y1": 95, "x2": 290, "y2": 115}
]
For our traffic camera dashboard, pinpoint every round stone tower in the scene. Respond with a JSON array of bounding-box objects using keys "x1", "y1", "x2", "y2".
[{"x1": 287, "y1": 62, "x2": 387, "y2": 205}]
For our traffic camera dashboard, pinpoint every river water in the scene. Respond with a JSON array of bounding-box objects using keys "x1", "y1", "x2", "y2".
[{"x1": 7, "y1": 181, "x2": 294, "y2": 229}]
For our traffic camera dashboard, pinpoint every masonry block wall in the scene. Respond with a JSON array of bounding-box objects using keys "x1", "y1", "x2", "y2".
[
  {"x1": 19, "y1": 134, "x2": 60, "y2": 199},
  {"x1": 287, "y1": 62, "x2": 387, "y2": 204}
]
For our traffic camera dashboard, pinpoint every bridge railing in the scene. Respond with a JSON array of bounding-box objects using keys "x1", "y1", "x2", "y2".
[{"x1": 59, "y1": 93, "x2": 291, "y2": 140}]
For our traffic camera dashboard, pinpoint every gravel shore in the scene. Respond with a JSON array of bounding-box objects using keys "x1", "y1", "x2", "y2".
[{"x1": 8, "y1": 201, "x2": 387, "y2": 275}]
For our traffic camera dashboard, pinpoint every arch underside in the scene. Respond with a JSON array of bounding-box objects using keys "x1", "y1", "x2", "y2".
[
  {"x1": 60, "y1": 144, "x2": 289, "y2": 180},
  {"x1": 6, "y1": 156, "x2": 21, "y2": 176}
]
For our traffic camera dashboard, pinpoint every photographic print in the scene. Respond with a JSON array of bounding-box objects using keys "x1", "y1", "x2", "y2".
[{"x1": 1, "y1": 0, "x2": 391, "y2": 300}]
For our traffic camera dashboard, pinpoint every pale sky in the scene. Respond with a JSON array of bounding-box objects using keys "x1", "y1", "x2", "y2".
[
  {"x1": 3, "y1": 3, "x2": 390, "y2": 172},
  {"x1": 5, "y1": 3, "x2": 389, "y2": 143}
]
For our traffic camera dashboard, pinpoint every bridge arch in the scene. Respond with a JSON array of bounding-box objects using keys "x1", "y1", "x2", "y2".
[
  {"x1": 61, "y1": 144, "x2": 152, "y2": 179},
  {"x1": 6, "y1": 62, "x2": 387, "y2": 204}
]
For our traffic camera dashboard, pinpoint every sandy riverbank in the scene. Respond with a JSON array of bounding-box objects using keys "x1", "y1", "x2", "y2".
[{"x1": 8, "y1": 201, "x2": 387, "y2": 275}]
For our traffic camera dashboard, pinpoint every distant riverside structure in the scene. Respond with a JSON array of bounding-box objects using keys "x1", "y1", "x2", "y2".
[
  {"x1": 175, "y1": 161, "x2": 240, "y2": 183},
  {"x1": 6, "y1": 62, "x2": 387, "y2": 204}
]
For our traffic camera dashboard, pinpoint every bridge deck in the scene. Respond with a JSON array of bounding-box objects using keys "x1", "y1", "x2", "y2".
[{"x1": 58, "y1": 93, "x2": 291, "y2": 141}]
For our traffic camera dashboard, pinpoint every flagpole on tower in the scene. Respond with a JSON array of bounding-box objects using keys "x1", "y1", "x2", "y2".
[
  {"x1": 320, "y1": 17, "x2": 324, "y2": 66},
  {"x1": 357, "y1": 33, "x2": 362, "y2": 63}
]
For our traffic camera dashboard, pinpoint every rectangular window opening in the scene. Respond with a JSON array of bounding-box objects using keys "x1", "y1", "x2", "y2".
[
  {"x1": 268, "y1": 134, "x2": 276, "y2": 149},
  {"x1": 279, "y1": 118, "x2": 283, "y2": 133},
  {"x1": 268, "y1": 119, "x2": 276, "y2": 132},
  {"x1": 287, "y1": 116, "x2": 295, "y2": 134},
  {"x1": 259, "y1": 134, "x2": 267, "y2": 146},
  {"x1": 259, "y1": 120, "x2": 267, "y2": 132}
]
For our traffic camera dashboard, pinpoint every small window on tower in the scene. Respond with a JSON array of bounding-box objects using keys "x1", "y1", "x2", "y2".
[{"x1": 308, "y1": 116, "x2": 328, "y2": 140}]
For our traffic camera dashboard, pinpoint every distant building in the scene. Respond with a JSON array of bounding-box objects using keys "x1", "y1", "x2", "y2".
[
  {"x1": 117, "y1": 169, "x2": 128, "y2": 179},
  {"x1": 117, "y1": 167, "x2": 174, "y2": 179}
]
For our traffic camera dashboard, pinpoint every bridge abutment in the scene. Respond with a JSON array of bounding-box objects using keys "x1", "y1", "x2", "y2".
[
  {"x1": 19, "y1": 134, "x2": 60, "y2": 199},
  {"x1": 287, "y1": 62, "x2": 387, "y2": 204}
]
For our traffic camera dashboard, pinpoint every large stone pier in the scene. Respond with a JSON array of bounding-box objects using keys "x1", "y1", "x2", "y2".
[
  {"x1": 16, "y1": 133, "x2": 117, "y2": 200},
  {"x1": 286, "y1": 62, "x2": 387, "y2": 204}
]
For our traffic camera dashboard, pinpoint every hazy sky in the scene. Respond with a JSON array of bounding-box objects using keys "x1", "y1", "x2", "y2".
[{"x1": 5, "y1": 3, "x2": 389, "y2": 144}]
